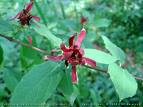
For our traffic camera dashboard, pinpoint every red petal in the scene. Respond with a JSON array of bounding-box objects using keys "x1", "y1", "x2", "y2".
[
  {"x1": 83, "y1": 57, "x2": 96, "y2": 67},
  {"x1": 79, "y1": 48, "x2": 84, "y2": 56},
  {"x1": 75, "y1": 28, "x2": 86, "y2": 47},
  {"x1": 44, "y1": 55, "x2": 63, "y2": 61},
  {"x1": 60, "y1": 43, "x2": 70, "y2": 52},
  {"x1": 27, "y1": 36, "x2": 32, "y2": 44},
  {"x1": 25, "y1": 1, "x2": 33, "y2": 12},
  {"x1": 63, "y1": 51, "x2": 73, "y2": 60},
  {"x1": 71, "y1": 65, "x2": 77, "y2": 84},
  {"x1": 32, "y1": 16, "x2": 40, "y2": 21},
  {"x1": 11, "y1": 11, "x2": 23, "y2": 20},
  {"x1": 69, "y1": 34, "x2": 75, "y2": 47}
]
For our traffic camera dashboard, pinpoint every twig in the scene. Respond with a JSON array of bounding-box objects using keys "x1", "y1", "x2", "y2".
[
  {"x1": 0, "y1": 34, "x2": 143, "y2": 81},
  {"x1": 0, "y1": 34, "x2": 49, "y2": 54},
  {"x1": 84, "y1": 65, "x2": 107, "y2": 73},
  {"x1": 132, "y1": 75, "x2": 143, "y2": 81},
  {"x1": 84, "y1": 64, "x2": 143, "y2": 81}
]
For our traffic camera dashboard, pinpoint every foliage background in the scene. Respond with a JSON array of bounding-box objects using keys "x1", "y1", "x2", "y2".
[{"x1": 0, "y1": 0, "x2": 143, "y2": 106}]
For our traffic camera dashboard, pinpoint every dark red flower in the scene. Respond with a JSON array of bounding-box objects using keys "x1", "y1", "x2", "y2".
[
  {"x1": 80, "y1": 16, "x2": 87, "y2": 25},
  {"x1": 44, "y1": 28, "x2": 96, "y2": 84},
  {"x1": 12, "y1": 0, "x2": 40, "y2": 25}
]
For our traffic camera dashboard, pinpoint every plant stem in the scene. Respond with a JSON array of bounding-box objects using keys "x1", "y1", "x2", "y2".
[
  {"x1": 0, "y1": 34, "x2": 143, "y2": 81},
  {"x1": 0, "y1": 34, "x2": 49, "y2": 54},
  {"x1": 84, "y1": 64, "x2": 143, "y2": 81},
  {"x1": 84, "y1": 65, "x2": 107, "y2": 73}
]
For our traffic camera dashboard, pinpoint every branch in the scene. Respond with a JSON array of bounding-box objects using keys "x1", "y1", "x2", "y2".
[
  {"x1": 0, "y1": 34, "x2": 49, "y2": 54},
  {"x1": 84, "y1": 65, "x2": 107, "y2": 73},
  {"x1": 0, "y1": 34, "x2": 143, "y2": 81},
  {"x1": 84, "y1": 64, "x2": 143, "y2": 81}
]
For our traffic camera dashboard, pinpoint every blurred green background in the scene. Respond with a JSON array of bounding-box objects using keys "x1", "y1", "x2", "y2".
[{"x1": 0, "y1": 0, "x2": 143, "y2": 106}]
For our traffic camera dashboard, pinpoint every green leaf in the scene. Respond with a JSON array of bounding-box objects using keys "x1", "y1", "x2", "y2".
[
  {"x1": 94, "y1": 18, "x2": 110, "y2": 28},
  {"x1": 0, "y1": 37, "x2": 20, "y2": 68},
  {"x1": 32, "y1": 22, "x2": 62, "y2": 47},
  {"x1": 0, "y1": 38, "x2": 21, "y2": 92},
  {"x1": 0, "y1": 84, "x2": 8, "y2": 97},
  {"x1": 0, "y1": 45, "x2": 3, "y2": 65},
  {"x1": 102, "y1": 36, "x2": 126, "y2": 64},
  {"x1": 58, "y1": 68, "x2": 73, "y2": 96},
  {"x1": 20, "y1": 38, "x2": 42, "y2": 69},
  {"x1": 10, "y1": 61, "x2": 64, "y2": 105},
  {"x1": 0, "y1": 19, "x2": 13, "y2": 35},
  {"x1": 84, "y1": 49, "x2": 117, "y2": 64},
  {"x1": 58, "y1": 67, "x2": 74, "y2": 104},
  {"x1": 108, "y1": 63, "x2": 137, "y2": 101},
  {"x1": 3, "y1": 69, "x2": 19, "y2": 92},
  {"x1": 68, "y1": 86, "x2": 79, "y2": 106}
]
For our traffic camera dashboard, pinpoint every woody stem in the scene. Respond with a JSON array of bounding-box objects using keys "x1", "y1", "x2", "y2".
[
  {"x1": 84, "y1": 65, "x2": 143, "y2": 81},
  {"x1": 0, "y1": 34, "x2": 49, "y2": 54},
  {"x1": 0, "y1": 34, "x2": 143, "y2": 81}
]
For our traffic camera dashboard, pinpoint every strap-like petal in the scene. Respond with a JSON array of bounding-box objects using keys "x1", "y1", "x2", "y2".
[
  {"x1": 44, "y1": 55, "x2": 63, "y2": 61},
  {"x1": 71, "y1": 65, "x2": 77, "y2": 84},
  {"x1": 75, "y1": 28, "x2": 86, "y2": 47},
  {"x1": 69, "y1": 34, "x2": 75, "y2": 47},
  {"x1": 83, "y1": 57, "x2": 96, "y2": 67},
  {"x1": 60, "y1": 43, "x2": 70, "y2": 52},
  {"x1": 32, "y1": 16, "x2": 40, "y2": 21},
  {"x1": 11, "y1": 11, "x2": 23, "y2": 20},
  {"x1": 25, "y1": 1, "x2": 33, "y2": 12}
]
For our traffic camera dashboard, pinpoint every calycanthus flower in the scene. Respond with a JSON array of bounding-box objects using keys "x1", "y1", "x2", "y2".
[
  {"x1": 11, "y1": 0, "x2": 40, "y2": 25},
  {"x1": 44, "y1": 28, "x2": 96, "y2": 84}
]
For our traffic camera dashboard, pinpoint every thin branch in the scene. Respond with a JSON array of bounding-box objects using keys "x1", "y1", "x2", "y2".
[
  {"x1": 84, "y1": 65, "x2": 107, "y2": 73},
  {"x1": 0, "y1": 34, "x2": 49, "y2": 54},
  {"x1": 132, "y1": 75, "x2": 143, "y2": 81},
  {"x1": 0, "y1": 34, "x2": 143, "y2": 81},
  {"x1": 84, "y1": 64, "x2": 143, "y2": 81}
]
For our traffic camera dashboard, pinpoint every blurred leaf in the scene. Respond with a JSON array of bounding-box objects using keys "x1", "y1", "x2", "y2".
[
  {"x1": 10, "y1": 61, "x2": 64, "y2": 105},
  {"x1": 94, "y1": 18, "x2": 110, "y2": 28},
  {"x1": 0, "y1": 38, "x2": 19, "y2": 68},
  {"x1": 108, "y1": 63, "x2": 137, "y2": 101},
  {"x1": 0, "y1": 19, "x2": 13, "y2": 35},
  {"x1": 0, "y1": 38, "x2": 21, "y2": 93},
  {"x1": 32, "y1": 22, "x2": 62, "y2": 47},
  {"x1": 34, "y1": 1, "x2": 47, "y2": 26},
  {"x1": 0, "y1": 45, "x2": 3, "y2": 65},
  {"x1": 84, "y1": 49, "x2": 117, "y2": 64},
  {"x1": 90, "y1": 89, "x2": 99, "y2": 107},
  {"x1": 3, "y1": 69, "x2": 19, "y2": 92},
  {"x1": 0, "y1": 84, "x2": 8, "y2": 97},
  {"x1": 102, "y1": 36, "x2": 126, "y2": 64}
]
